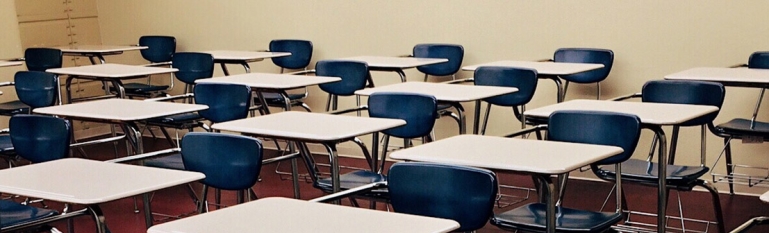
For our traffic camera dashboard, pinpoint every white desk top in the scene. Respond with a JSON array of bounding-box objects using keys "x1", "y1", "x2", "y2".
[
  {"x1": 340, "y1": 56, "x2": 448, "y2": 68},
  {"x1": 665, "y1": 67, "x2": 769, "y2": 84},
  {"x1": 148, "y1": 197, "x2": 459, "y2": 233},
  {"x1": 195, "y1": 72, "x2": 340, "y2": 89},
  {"x1": 56, "y1": 45, "x2": 148, "y2": 53},
  {"x1": 0, "y1": 158, "x2": 204, "y2": 204},
  {"x1": 212, "y1": 111, "x2": 405, "y2": 142},
  {"x1": 761, "y1": 191, "x2": 769, "y2": 203},
  {"x1": 34, "y1": 99, "x2": 208, "y2": 121},
  {"x1": 462, "y1": 60, "x2": 604, "y2": 75},
  {"x1": 0, "y1": 61, "x2": 22, "y2": 67},
  {"x1": 525, "y1": 99, "x2": 719, "y2": 125},
  {"x1": 203, "y1": 50, "x2": 291, "y2": 61},
  {"x1": 390, "y1": 135, "x2": 623, "y2": 174},
  {"x1": 46, "y1": 63, "x2": 178, "y2": 78},
  {"x1": 354, "y1": 82, "x2": 518, "y2": 102}
]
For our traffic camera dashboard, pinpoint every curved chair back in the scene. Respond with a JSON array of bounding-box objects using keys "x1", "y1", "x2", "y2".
[
  {"x1": 181, "y1": 132, "x2": 263, "y2": 190},
  {"x1": 413, "y1": 44, "x2": 464, "y2": 76},
  {"x1": 269, "y1": 39, "x2": 313, "y2": 70},
  {"x1": 172, "y1": 52, "x2": 215, "y2": 85},
  {"x1": 368, "y1": 92, "x2": 437, "y2": 139},
  {"x1": 553, "y1": 48, "x2": 613, "y2": 83},
  {"x1": 388, "y1": 162, "x2": 498, "y2": 232},
  {"x1": 748, "y1": 51, "x2": 769, "y2": 69},
  {"x1": 139, "y1": 35, "x2": 176, "y2": 63},
  {"x1": 24, "y1": 48, "x2": 62, "y2": 72},
  {"x1": 641, "y1": 80, "x2": 725, "y2": 126},
  {"x1": 10, "y1": 115, "x2": 71, "y2": 163},
  {"x1": 475, "y1": 66, "x2": 538, "y2": 106},
  {"x1": 548, "y1": 110, "x2": 641, "y2": 165},
  {"x1": 193, "y1": 83, "x2": 251, "y2": 123},
  {"x1": 14, "y1": 71, "x2": 58, "y2": 109},
  {"x1": 316, "y1": 60, "x2": 369, "y2": 96}
]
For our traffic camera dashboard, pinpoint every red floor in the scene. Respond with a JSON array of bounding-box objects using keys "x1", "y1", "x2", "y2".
[{"x1": 12, "y1": 138, "x2": 769, "y2": 233}]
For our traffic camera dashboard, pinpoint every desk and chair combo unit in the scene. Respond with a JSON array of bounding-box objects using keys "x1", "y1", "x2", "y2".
[{"x1": 2, "y1": 38, "x2": 768, "y2": 233}]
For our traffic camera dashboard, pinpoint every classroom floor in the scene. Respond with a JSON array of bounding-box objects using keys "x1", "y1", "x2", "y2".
[{"x1": 17, "y1": 137, "x2": 769, "y2": 233}]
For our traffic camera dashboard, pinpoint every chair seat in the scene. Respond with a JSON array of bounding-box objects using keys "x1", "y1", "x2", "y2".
[
  {"x1": 491, "y1": 203, "x2": 622, "y2": 232},
  {"x1": 145, "y1": 153, "x2": 184, "y2": 170},
  {"x1": 594, "y1": 159, "x2": 709, "y2": 187},
  {"x1": 0, "y1": 135, "x2": 14, "y2": 153},
  {"x1": 118, "y1": 83, "x2": 170, "y2": 93},
  {"x1": 437, "y1": 102, "x2": 454, "y2": 111},
  {"x1": 315, "y1": 170, "x2": 388, "y2": 195},
  {"x1": 259, "y1": 93, "x2": 306, "y2": 105},
  {"x1": 0, "y1": 101, "x2": 30, "y2": 116},
  {"x1": 145, "y1": 113, "x2": 202, "y2": 127},
  {"x1": 714, "y1": 118, "x2": 769, "y2": 138},
  {"x1": 0, "y1": 200, "x2": 59, "y2": 228}
]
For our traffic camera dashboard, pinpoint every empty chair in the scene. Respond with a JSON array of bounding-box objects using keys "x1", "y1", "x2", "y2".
[
  {"x1": 602, "y1": 80, "x2": 726, "y2": 233},
  {"x1": 314, "y1": 92, "x2": 438, "y2": 196},
  {"x1": 492, "y1": 110, "x2": 642, "y2": 233},
  {"x1": 120, "y1": 35, "x2": 177, "y2": 98},
  {"x1": 316, "y1": 60, "x2": 370, "y2": 111},
  {"x1": 258, "y1": 39, "x2": 314, "y2": 111},
  {"x1": 552, "y1": 48, "x2": 614, "y2": 100},
  {"x1": 389, "y1": 162, "x2": 498, "y2": 232},
  {"x1": 173, "y1": 52, "x2": 215, "y2": 94},
  {"x1": 180, "y1": 132, "x2": 263, "y2": 212},
  {"x1": 10, "y1": 114, "x2": 71, "y2": 163},
  {"x1": 711, "y1": 51, "x2": 769, "y2": 195},
  {"x1": 413, "y1": 44, "x2": 464, "y2": 82},
  {"x1": 475, "y1": 66, "x2": 539, "y2": 134},
  {"x1": 24, "y1": 48, "x2": 63, "y2": 72}
]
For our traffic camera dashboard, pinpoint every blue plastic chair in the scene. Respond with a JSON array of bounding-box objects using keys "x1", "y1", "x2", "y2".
[
  {"x1": 413, "y1": 44, "x2": 464, "y2": 81},
  {"x1": 120, "y1": 36, "x2": 177, "y2": 97},
  {"x1": 0, "y1": 71, "x2": 59, "y2": 117},
  {"x1": 173, "y1": 52, "x2": 215, "y2": 94},
  {"x1": 315, "y1": 92, "x2": 438, "y2": 196},
  {"x1": 389, "y1": 162, "x2": 498, "y2": 232},
  {"x1": 602, "y1": 80, "x2": 726, "y2": 233},
  {"x1": 180, "y1": 132, "x2": 263, "y2": 212},
  {"x1": 0, "y1": 200, "x2": 59, "y2": 231},
  {"x1": 10, "y1": 114, "x2": 71, "y2": 163},
  {"x1": 24, "y1": 48, "x2": 62, "y2": 72},
  {"x1": 712, "y1": 51, "x2": 769, "y2": 195},
  {"x1": 259, "y1": 39, "x2": 314, "y2": 111},
  {"x1": 316, "y1": 60, "x2": 370, "y2": 111},
  {"x1": 145, "y1": 83, "x2": 252, "y2": 164},
  {"x1": 474, "y1": 66, "x2": 539, "y2": 134},
  {"x1": 553, "y1": 48, "x2": 614, "y2": 100},
  {"x1": 492, "y1": 110, "x2": 642, "y2": 233}
]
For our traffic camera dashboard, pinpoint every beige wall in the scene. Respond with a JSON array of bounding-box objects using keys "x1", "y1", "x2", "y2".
[
  {"x1": 0, "y1": 0, "x2": 25, "y2": 128},
  {"x1": 95, "y1": 0, "x2": 769, "y2": 194}
]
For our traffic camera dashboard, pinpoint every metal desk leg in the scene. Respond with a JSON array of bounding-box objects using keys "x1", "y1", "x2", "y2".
[
  {"x1": 87, "y1": 205, "x2": 108, "y2": 233},
  {"x1": 142, "y1": 193, "x2": 153, "y2": 228},
  {"x1": 534, "y1": 174, "x2": 557, "y2": 233},
  {"x1": 458, "y1": 104, "x2": 467, "y2": 134},
  {"x1": 541, "y1": 75, "x2": 565, "y2": 103},
  {"x1": 395, "y1": 69, "x2": 406, "y2": 83},
  {"x1": 282, "y1": 94, "x2": 301, "y2": 199},
  {"x1": 65, "y1": 76, "x2": 76, "y2": 104},
  {"x1": 322, "y1": 143, "x2": 341, "y2": 194},
  {"x1": 96, "y1": 54, "x2": 106, "y2": 64},
  {"x1": 220, "y1": 63, "x2": 230, "y2": 76},
  {"x1": 647, "y1": 125, "x2": 668, "y2": 233},
  {"x1": 240, "y1": 62, "x2": 251, "y2": 73},
  {"x1": 473, "y1": 100, "x2": 481, "y2": 134}
]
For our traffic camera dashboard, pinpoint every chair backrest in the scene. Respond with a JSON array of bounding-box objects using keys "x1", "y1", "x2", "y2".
[
  {"x1": 172, "y1": 52, "x2": 215, "y2": 85},
  {"x1": 193, "y1": 83, "x2": 251, "y2": 123},
  {"x1": 553, "y1": 48, "x2": 614, "y2": 83},
  {"x1": 316, "y1": 60, "x2": 369, "y2": 96},
  {"x1": 139, "y1": 35, "x2": 176, "y2": 63},
  {"x1": 413, "y1": 44, "x2": 464, "y2": 76},
  {"x1": 368, "y1": 92, "x2": 437, "y2": 138},
  {"x1": 24, "y1": 48, "x2": 62, "y2": 72},
  {"x1": 388, "y1": 162, "x2": 498, "y2": 232},
  {"x1": 548, "y1": 110, "x2": 641, "y2": 165},
  {"x1": 269, "y1": 39, "x2": 313, "y2": 70},
  {"x1": 14, "y1": 71, "x2": 58, "y2": 109},
  {"x1": 181, "y1": 132, "x2": 263, "y2": 190},
  {"x1": 748, "y1": 51, "x2": 769, "y2": 69},
  {"x1": 641, "y1": 80, "x2": 725, "y2": 126},
  {"x1": 10, "y1": 115, "x2": 71, "y2": 163},
  {"x1": 474, "y1": 66, "x2": 538, "y2": 106}
]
